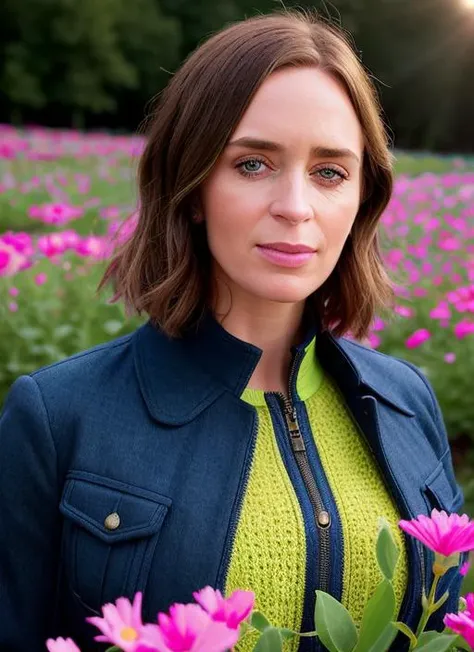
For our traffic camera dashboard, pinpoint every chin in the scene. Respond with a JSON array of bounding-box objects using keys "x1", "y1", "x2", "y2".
[{"x1": 249, "y1": 279, "x2": 318, "y2": 304}]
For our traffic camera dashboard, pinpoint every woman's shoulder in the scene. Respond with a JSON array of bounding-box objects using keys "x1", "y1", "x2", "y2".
[
  {"x1": 336, "y1": 335, "x2": 439, "y2": 415},
  {"x1": 31, "y1": 329, "x2": 136, "y2": 387},
  {"x1": 4, "y1": 328, "x2": 143, "y2": 429}
]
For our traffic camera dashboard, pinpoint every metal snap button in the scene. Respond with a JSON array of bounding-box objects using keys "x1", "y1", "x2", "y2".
[
  {"x1": 318, "y1": 511, "x2": 331, "y2": 528},
  {"x1": 104, "y1": 512, "x2": 121, "y2": 531}
]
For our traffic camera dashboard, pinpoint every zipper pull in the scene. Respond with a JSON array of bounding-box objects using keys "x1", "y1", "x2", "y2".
[{"x1": 284, "y1": 408, "x2": 306, "y2": 453}]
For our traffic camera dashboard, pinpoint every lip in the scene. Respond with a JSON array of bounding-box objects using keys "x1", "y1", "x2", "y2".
[
  {"x1": 256, "y1": 244, "x2": 316, "y2": 268},
  {"x1": 259, "y1": 242, "x2": 316, "y2": 254}
]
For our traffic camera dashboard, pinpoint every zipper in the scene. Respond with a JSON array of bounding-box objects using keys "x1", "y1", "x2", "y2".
[
  {"x1": 277, "y1": 392, "x2": 332, "y2": 595},
  {"x1": 271, "y1": 348, "x2": 333, "y2": 596}
]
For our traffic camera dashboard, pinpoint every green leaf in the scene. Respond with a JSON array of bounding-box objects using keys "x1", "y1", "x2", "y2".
[
  {"x1": 239, "y1": 620, "x2": 251, "y2": 637},
  {"x1": 280, "y1": 628, "x2": 296, "y2": 641},
  {"x1": 371, "y1": 623, "x2": 398, "y2": 651},
  {"x1": 451, "y1": 635, "x2": 473, "y2": 650},
  {"x1": 376, "y1": 519, "x2": 400, "y2": 581},
  {"x1": 250, "y1": 611, "x2": 272, "y2": 632},
  {"x1": 314, "y1": 590, "x2": 358, "y2": 652},
  {"x1": 413, "y1": 631, "x2": 459, "y2": 651},
  {"x1": 252, "y1": 627, "x2": 283, "y2": 652},
  {"x1": 353, "y1": 579, "x2": 396, "y2": 652}
]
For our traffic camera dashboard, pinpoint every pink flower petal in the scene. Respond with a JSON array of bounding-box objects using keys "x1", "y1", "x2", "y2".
[
  {"x1": 46, "y1": 638, "x2": 81, "y2": 652},
  {"x1": 191, "y1": 620, "x2": 240, "y2": 652},
  {"x1": 400, "y1": 509, "x2": 474, "y2": 558}
]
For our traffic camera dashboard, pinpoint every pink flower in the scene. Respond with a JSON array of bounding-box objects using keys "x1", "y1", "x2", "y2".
[
  {"x1": 155, "y1": 602, "x2": 239, "y2": 652},
  {"x1": 75, "y1": 235, "x2": 108, "y2": 260},
  {"x1": 86, "y1": 592, "x2": 144, "y2": 652},
  {"x1": 405, "y1": 328, "x2": 431, "y2": 349},
  {"x1": 444, "y1": 593, "x2": 474, "y2": 647},
  {"x1": 367, "y1": 333, "x2": 381, "y2": 349},
  {"x1": 37, "y1": 233, "x2": 68, "y2": 258},
  {"x1": 46, "y1": 637, "x2": 81, "y2": 652},
  {"x1": 444, "y1": 353, "x2": 456, "y2": 364},
  {"x1": 2, "y1": 231, "x2": 33, "y2": 256},
  {"x1": 28, "y1": 202, "x2": 83, "y2": 225},
  {"x1": 0, "y1": 241, "x2": 26, "y2": 276},
  {"x1": 454, "y1": 320, "x2": 474, "y2": 339},
  {"x1": 412, "y1": 288, "x2": 428, "y2": 298},
  {"x1": 430, "y1": 303, "x2": 451, "y2": 320},
  {"x1": 394, "y1": 305, "x2": 414, "y2": 318},
  {"x1": 399, "y1": 509, "x2": 474, "y2": 558},
  {"x1": 371, "y1": 317, "x2": 385, "y2": 332},
  {"x1": 193, "y1": 586, "x2": 255, "y2": 629},
  {"x1": 35, "y1": 272, "x2": 48, "y2": 286},
  {"x1": 448, "y1": 285, "x2": 474, "y2": 313}
]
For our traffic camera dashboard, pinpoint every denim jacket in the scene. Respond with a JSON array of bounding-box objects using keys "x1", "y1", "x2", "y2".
[{"x1": 0, "y1": 314, "x2": 465, "y2": 651}]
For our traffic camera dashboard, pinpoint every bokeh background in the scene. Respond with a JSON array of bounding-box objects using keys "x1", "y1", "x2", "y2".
[{"x1": 1, "y1": 0, "x2": 473, "y2": 592}]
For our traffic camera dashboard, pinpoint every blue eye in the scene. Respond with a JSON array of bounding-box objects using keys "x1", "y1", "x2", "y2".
[
  {"x1": 320, "y1": 168, "x2": 338, "y2": 179},
  {"x1": 315, "y1": 167, "x2": 347, "y2": 185},
  {"x1": 236, "y1": 158, "x2": 266, "y2": 177},
  {"x1": 244, "y1": 160, "x2": 262, "y2": 172}
]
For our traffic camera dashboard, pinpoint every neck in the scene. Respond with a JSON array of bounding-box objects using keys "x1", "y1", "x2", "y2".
[{"x1": 212, "y1": 286, "x2": 306, "y2": 394}]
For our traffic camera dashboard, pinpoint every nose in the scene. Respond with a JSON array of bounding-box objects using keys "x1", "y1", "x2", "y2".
[{"x1": 269, "y1": 174, "x2": 314, "y2": 224}]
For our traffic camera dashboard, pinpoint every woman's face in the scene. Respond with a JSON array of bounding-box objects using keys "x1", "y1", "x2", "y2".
[{"x1": 200, "y1": 66, "x2": 364, "y2": 307}]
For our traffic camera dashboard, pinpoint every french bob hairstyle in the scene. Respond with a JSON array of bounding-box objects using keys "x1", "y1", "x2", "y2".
[{"x1": 99, "y1": 9, "x2": 396, "y2": 341}]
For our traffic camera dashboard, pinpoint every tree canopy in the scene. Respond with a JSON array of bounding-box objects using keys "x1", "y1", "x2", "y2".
[{"x1": 0, "y1": 0, "x2": 473, "y2": 152}]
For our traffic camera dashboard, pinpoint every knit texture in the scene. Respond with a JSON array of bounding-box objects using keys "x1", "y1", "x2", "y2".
[
  {"x1": 224, "y1": 402, "x2": 306, "y2": 652},
  {"x1": 226, "y1": 338, "x2": 408, "y2": 651},
  {"x1": 304, "y1": 374, "x2": 409, "y2": 626}
]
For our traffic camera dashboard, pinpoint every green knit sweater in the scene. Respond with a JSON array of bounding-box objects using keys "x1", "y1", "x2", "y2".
[{"x1": 224, "y1": 338, "x2": 408, "y2": 651}]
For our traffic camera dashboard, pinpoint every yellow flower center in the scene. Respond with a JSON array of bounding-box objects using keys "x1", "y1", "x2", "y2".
[{"x1": 121, "y1": 627, "x2": 138, "y2": 642}]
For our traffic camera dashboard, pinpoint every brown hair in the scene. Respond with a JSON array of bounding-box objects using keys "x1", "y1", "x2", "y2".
[{"x1": 99, "y1": 9, "x2": 395, "y2": 340}]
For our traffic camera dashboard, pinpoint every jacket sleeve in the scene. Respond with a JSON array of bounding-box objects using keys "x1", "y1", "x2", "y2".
[
  {"x1": 401, "y1": 359, "x2": 467, "y2": 628},
  {"x1": 401, "y1": 357, "x2": 464, "y2": 504},
  {"x1": 0, "y1": 375, "x2": 61, "y2": 650}
]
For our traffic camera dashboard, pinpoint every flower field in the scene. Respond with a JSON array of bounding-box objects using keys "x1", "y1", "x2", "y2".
[{"x1": 1, "y1": 124, "x2": 473, "y2": 530}]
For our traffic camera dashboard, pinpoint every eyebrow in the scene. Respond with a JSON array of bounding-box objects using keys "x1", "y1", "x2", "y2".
[{"x1": 227, "y1": 137, "x2": 360, "y2": 164}]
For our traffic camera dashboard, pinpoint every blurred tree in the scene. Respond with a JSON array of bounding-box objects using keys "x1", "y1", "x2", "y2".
[
  {"x1": 159, "y1": 0, "x2": 241, "y2": 56},
  {"x1": 0, "y1": 0, "x2": 180, "y2": 127},
  {"x1": 115, "y1": 0, "x2": 181, "y2": 102},
  {"x1": 0, "y1": 0, "x2": 472, "y2": 151},
  {"x1": 2, "y1": 0, "x2": 134, "y2": 125}
]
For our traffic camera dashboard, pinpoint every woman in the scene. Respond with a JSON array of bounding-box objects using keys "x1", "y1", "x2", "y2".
[{"x1": 0, "y1": 10, "x2": 465, "y2": 652}]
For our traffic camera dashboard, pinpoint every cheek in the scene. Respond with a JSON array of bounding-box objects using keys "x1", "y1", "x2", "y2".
[
  {"x1": 202, "y1": 176, "x2": 262, "y2": 239},
  {"x1": 319, "y1": 195, "x2": 359, "y2": 246}
]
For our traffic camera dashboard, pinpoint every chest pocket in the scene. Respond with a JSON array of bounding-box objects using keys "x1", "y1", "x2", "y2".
[
  {"x1": 420, "y1": 451, "x2": 466, "y2": 607},
  {"x1": 60, "y1": 470, "x2": 172, "y2": 614},
  {"x1": 422, "y1": 449, "x2": 464, "y2": 515}
]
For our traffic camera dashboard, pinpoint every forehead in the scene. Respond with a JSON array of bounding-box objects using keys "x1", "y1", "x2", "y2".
[{"x1": 231, "y1": 66, "x2": 364, "y2": 154}]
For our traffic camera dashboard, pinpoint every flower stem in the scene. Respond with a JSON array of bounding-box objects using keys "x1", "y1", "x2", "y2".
[{"x1": 409, "y1": 573, "x2": 442, "y2": 650}]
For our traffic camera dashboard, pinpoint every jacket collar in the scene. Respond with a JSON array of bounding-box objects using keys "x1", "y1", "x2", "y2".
[{"x1": 133, "y1": 314, "x2": 415, "y2": 425}]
